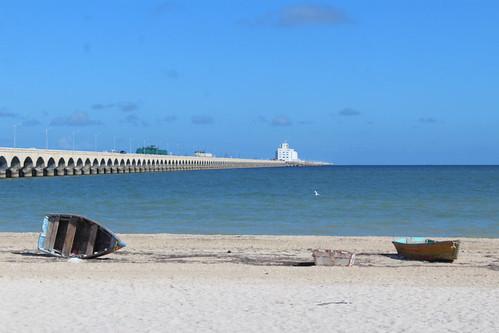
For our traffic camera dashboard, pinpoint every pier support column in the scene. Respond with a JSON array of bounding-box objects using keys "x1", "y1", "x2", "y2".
[
  {"x1": 0, "y1": 171, "x2": 6, "y2": 178},
  {"x1": 34, "y1": 168, "x2": 44, "y2": 177},
  {"x1": 74, "y1": 168, "x2": 82, "y2": 176},
  {"x1": 45, "y1": 168, "x2": 55, "y2": 176},
  {"x1": 7, "y1": 169, "x2": 19, "y2": 178},
  {"x1": 20, "y1": 168, "x2": 33, "y2": 177}
]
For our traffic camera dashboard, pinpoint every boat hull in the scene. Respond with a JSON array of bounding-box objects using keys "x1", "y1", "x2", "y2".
[
  {"x1": 38, "y1": 214, "x2": 126, "y2": 259},
  {"x1": 392, "y1": 240, "x2": 460, "y2": 262}
]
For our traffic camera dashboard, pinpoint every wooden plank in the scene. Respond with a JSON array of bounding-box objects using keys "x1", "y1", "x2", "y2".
[
  {"x1": 44, "y1": 216, "x2": 59, "y2": 250},
  {"x1": 62, "y1": 217, "x2": 78, "y2": 256},
  {"x1": 85, "y1": 224, "x2": 98, "y2": 257}
]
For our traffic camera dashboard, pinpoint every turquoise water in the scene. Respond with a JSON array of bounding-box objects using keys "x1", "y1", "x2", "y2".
[{"x1": 0, "y1": 166, "x2": 498, "y2": 237}]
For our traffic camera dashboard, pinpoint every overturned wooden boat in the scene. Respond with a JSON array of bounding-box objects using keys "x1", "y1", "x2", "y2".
[
  {"x1": 392, "y1": 237, "x2": 460, "y2": 262},
  {"x1": 38, "y1": 214, "x2": 126, "y2": 259}
]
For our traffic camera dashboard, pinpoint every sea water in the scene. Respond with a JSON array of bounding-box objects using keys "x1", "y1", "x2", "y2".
[{"x1": 0, "y1": 166, "x2": 498, "y2": 237}]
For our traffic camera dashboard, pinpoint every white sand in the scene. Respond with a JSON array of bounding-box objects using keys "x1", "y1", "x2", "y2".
[{"x1": 1, "y1": 233, "x2": 498, "y2": 332}]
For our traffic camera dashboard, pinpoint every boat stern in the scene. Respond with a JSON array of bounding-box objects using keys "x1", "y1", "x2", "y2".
[
  {"x1": 114, "y1": 239, "x2": 127, "y2": 251},
  {"x1": 37, "y1": 216, "x2": 50, "y2": 252}
]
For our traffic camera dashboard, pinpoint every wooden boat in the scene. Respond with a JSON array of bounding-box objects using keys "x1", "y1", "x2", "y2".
[
  {"x1": 38, "y1": 214, "x2": 126, "y2": 259},
  {"x1": 312, "y1": 249, "x2": 356, "y2": 266},
  {"x1": 392, "y1": 237, "x2": 460, "y2": 262}
]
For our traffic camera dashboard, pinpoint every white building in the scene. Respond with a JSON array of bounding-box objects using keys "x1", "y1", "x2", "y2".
[
  {"x1": 194, "y1": 151, "x2": 214, "y2": 158},
  {"x1": 276, "y1": 142, "x2": 299, "y2": 162}
]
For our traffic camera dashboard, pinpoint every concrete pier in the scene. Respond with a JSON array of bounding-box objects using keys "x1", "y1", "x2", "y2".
[{"x1": 0, "y1": 147, "x2": 299, "y2": 180}]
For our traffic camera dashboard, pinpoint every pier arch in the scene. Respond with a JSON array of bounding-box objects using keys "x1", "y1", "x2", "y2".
[
  {"x1": 84, "y1": 158, "x2": 91, "y2": 170},
  {"x1": 0, "y1": 156, "x2": 7, "y2": 171},
  {"x1": 10, "y1": 157, "x2": 21, "y2": 169},
  {"x1": 23, "y1": 157, "x2": 33, "y2": 168},
  {"x1": 55, "y1": 158, "x2": 65, "y2": 176},
  {"x1": 90, "y1": 159, "x2": 98, "y2": 174},
  {"x1": 36, "y1": 157, "x2": 45, "y2": 169},
  {"x1": 22, "y1": 157, "x2": 34, "y2": 176},
  {"x1": 6, "y1": 157, "x2": 20, "y2": 177},
  {"x1": 66, "y1": 158, "x2": 75, "y2": 175},
  {"x1": 47, "y1": 158, "x2": 56, "y2": 169}
]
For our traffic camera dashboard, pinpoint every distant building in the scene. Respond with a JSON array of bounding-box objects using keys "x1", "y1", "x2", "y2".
[
  {"x1": 194, "y1": 150, "x2": 214, "y2": 158},
  {"x1": 276, "y1": 142, "x2": 299, "y2": 162},
  {"x1": 136, "y1": 145, "x2": 169, "y2": 155}
]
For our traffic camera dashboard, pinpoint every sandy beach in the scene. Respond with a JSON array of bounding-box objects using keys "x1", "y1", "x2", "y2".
[{"x1": 1, "y1": 233, "x2": 498, "y2": 332}]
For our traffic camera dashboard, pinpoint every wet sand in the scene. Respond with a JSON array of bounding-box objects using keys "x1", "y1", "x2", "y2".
[{"x1": 1, "y1": 233, "x2": 498, "y2": 332}]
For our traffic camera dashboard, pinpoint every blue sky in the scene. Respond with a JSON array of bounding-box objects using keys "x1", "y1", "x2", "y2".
[{"x1": 0, "y1": 1, "x2": 498, "y2": 164}]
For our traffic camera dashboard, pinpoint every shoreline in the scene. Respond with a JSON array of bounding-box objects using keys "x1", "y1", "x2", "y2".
[
  {"x1": 1, "y1": 233, "x2": 498, "y2": 285},
  {"x1": 1, "y1": 233, "x2": 498, "y2": 331},
  {"x1": 2, "y1": 230, "x2": 498, "y2": 238}
]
